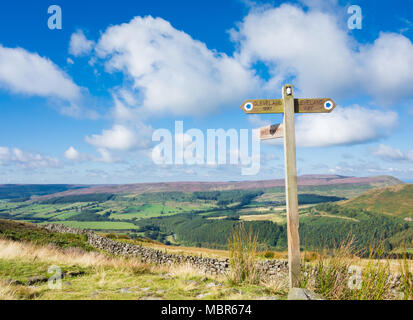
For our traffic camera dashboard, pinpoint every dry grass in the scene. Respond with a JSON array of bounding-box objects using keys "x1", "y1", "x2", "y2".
[
  {"x1": 166, "y1": 262, "x2": 223, "y2": 281},
  {"x1": 0, "y1": 281, "x2": 17, "y2": 300},
  {"x1": 0, "y1": 279, "x2": 41, "y2": 300},
  {"x1": 142, "y1": 242, "x2": 229, "y2": 259},
  {"x1": 240, "y1": 213, "x2": 286, "y2": 224},
  {"x1": 227, "y1": 223, "x2": 259, "y2": 284},
  {"x1": 399, "y1": 252, "x2": 413, "y2": 300},
  {"x1": 301, "y1": 239, "x2": 358, "y2": 299},
  {"x1": 358, "y1": 257, "x2": 413, "y2": 274},
  {"x1": 301, "y1": 239, "x2": 413, "y2": 300},
  {"x1": 0, "y1": 239, "x2": 152, "y2": 273}
]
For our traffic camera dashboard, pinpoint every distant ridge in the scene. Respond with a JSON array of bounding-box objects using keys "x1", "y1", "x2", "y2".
[
  {"x1": 25, "y1": 175, "x2": 403, "y2": 199},
  {"x1": 0, "y1": 184, "x2": 86, "y2": 200},
  {"x1": 341, "y1": 183, "x2": 413, "y2": 217}
]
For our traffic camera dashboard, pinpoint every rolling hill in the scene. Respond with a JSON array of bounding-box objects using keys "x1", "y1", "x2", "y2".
[{"x1": 341, "y1": 184, "x2": 413, "y2": 218}]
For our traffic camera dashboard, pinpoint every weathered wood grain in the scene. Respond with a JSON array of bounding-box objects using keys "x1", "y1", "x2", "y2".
[{"x1": 282, "y1": 84, "x2": 301, "y2": 288}]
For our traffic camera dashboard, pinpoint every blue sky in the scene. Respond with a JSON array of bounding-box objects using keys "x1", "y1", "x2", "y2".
[{"x1": 0, "y1": 0, "x2": 412, "y2": 184}]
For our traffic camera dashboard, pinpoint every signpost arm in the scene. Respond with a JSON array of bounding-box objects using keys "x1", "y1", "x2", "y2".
[{"x1": 282, "y1": 84, "x2": 301, "y2": 288}]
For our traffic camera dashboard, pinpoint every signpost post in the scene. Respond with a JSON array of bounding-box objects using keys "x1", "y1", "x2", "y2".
[{"x1": 240, "y1": 84, "x2": 336, "y2": 288}]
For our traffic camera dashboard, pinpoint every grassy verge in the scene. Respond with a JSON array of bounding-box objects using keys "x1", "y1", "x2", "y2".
[{"x1": 0, "y1": 239, "x2": 286, "y2": 300}]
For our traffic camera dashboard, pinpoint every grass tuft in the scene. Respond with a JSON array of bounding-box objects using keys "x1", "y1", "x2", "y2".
[
  {"x1": 301, "y1": 238, "x2": 412, "y2": 300},
  {"x1": 399, "y1": 244, "x2": 413, "y2": 300},
  {"x1": 227, "y1": 223, "x2": 259, "y2": 285}
]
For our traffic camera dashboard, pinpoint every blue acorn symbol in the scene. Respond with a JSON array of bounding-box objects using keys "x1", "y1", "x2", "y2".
[
  {"x1": 245, "y1": 102, "x2": 253, "y2": 111},
  {"x1": 324, "y1": 100, "x2": 333, "y2": 110}
]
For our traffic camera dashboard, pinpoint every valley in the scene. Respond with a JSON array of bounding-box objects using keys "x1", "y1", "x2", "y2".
[{"x1": 0, "y1": 175, "x2": 411, "y2": 256}]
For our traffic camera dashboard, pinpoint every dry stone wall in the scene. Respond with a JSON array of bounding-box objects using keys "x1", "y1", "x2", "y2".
[{"x1": 42, "y1": 224, "x2": 288, "y2": 278}]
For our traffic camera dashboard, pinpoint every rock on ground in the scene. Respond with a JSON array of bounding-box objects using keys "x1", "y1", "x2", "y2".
[{"x1": 288, "y1": 288, "x2": 324, "y2": 300}]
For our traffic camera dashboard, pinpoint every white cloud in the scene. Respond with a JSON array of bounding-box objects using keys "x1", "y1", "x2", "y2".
[
  {"x1": 372, "y1": 144, "x2": 413, "y2": 161},
  {"x1": 231, "y1": 4, "x2": 413, "y2": 103},
  {"x1": 86, "y1": 124, "x2": 137, "y2": 151},
  {"x1": 63, "y1": 145, "x2": 122, "y2": 164},
  {"x1": 85, "y1": 121, "x2": 152, "y2": 152},
  {"x1": 326, "y1": 160, "x2": 413, "y2": 177},
  {"x1": 294, "y1": 105, "x2": 397, "y2": 147},
  {"x1": 358, "y1": 33, "x2": 413, "y2": 103},
  {"x1": 64, "y1": 146, "x2": 82, "y2": 160},
  {"x1": 0, "y1": 45, "x2": 81, "y2": 100},
  {"x1": 95, "y1": 16, "x2": 260, "y2": 116},
  {"x1": 0, "y1": 147, "x2": 60, "y2": 169},
  {"x1": 262, "y1": 105, "x2": 397, "y2": 148},
  {"x1": 69, "y1": 30, "x2": 95, "y2": 57},
  {"x1": 111, "y1": 95, "x2": 139, "y2": 121},
  {"x1": 0, "y1": 147, "x2": 11, "y2": 164},
  {"x1": 96, "y1": 148, "x2": 116, "y2": 163},
  {"x1": 0, "y1": 45, "x2": 96, "y2": 118}
]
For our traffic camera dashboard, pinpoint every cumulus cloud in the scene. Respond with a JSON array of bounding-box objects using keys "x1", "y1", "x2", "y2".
[
  {"x1": 96, "y1": 148, "x2": 116, "y2": 163},
  {"x1": 372, "y1": 144, "x2": 413, "y2": 161},
  {"x1": 95, "y1": 16, "x2": 260, "y2": 116},
  {"x1": 69, "y1": 30, "x2": 95, "y2": 57},
  {"x1": 64, "y1": 146, "x2": 80, "y2": 160},
  {"x1": 0, "y1": 45, "x2": 81, "y2": 100},
  {"x1": 358, "y1": 33, "x2": 413, "y2": 103},
  {"x1": 0, "y1": 147, "x2": 60, "y2": 169},
  {"x1": 85, "y1": 119, "x2": 152, "y2": 152},
  {"x1": 262, "y1": 105, "x2": 397, "y2": 148},
  {"x1": 63, "y1": 146, "x2": 89, "y2": 162},
  {"x1": 63, "y1": 145, "x2": 121, "y2": 164},
  {"x1": 231, "y1": 4, "x2": 413, "y2": 103},
  {"x1": 294, "y1": 105, "x2": 398, "y2": 147},
  {"x1": 0, "y1": 147, "x2": 10, "y2": 164},
  {"x1": 327, "y1": 160, "x2": 413, "y2": 176},
  {"x1": 0, "y1": 45, "x2": 97, "y2": 118},
  {"x1": 86, "y1": 124, "x2": 137, "y2": 151}
]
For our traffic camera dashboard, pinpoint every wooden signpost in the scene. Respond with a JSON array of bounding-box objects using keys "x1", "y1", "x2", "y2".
[{"x1": 240, "y1": 84, "x2": 336, "y2": 288}]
